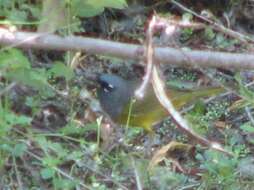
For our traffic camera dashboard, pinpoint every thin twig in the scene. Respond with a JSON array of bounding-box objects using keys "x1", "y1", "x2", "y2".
[
  {"x1": 13, "y1": 156, "x2": 24, "y2": 190},
  {"x1": 245, "y1": 106, "x2": 254, "y2": 126},
  {"x1": 170, "y1": 0, "x2": 254, "y2": 44},
  {"x1": 80, "y1": 163, "x2": 129, "y2": 190},
  {"x1": 131, "y1": 157, "x2": 143, "y2": 190},
  {"x1": 178, "y1": 183, "x2": 200, "y2": 190},
  {"x1": 25, "y1": 149, "x2": 92, "y2": 190},
  {"x1": 0, "y1": 82, "x2": 16, "y2": 97}
]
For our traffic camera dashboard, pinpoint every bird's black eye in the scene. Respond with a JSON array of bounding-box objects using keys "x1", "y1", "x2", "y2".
[{"x1": 100, "y1": 81, "x2": 114, "y2": 93}]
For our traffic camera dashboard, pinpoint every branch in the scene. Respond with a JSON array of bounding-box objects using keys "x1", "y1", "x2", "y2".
[
  {"x1": 0, "y1": 28, "x2": 254, "y2": 69},
  {"x1": 170, "y1": 0, "x2": 254, "y2": 44}
]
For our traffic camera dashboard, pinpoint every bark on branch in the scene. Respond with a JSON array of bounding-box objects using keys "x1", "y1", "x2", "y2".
[{"x1": 0, "y1": 28, "x2": 254, "y2": 70}]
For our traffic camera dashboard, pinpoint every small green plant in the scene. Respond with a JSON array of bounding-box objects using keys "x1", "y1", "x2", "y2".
[
  {"x1": 0, "y1": 100, "x2": 31, "y2": 168},
  {"x1": 70, "y1": 0, "x2": 127, "y2": 18},
  {"x1": 0, "y1": 0, "x2": 41, "y2": 24},
  {"x1": 204, "y1": 27, "x2": 216, "y2": 41},
  {"x1": 197, "y1": 150, "x2": 238, "y2": 190},
  {"x1": 186, "y1": 100, "x2": 229, "y2": 135}
]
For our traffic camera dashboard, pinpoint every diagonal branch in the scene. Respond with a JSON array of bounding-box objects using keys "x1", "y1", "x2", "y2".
[{"x1": 151, "y1": 65, "x2": 233, "y2": 156}]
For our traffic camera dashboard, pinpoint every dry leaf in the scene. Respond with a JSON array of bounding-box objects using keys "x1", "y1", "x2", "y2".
[
  {"x1": 148, "y1": 141, "x2": 193, "y2": 170},
  {"x1": 214, "y1": 121, "x2": 230, "y2": 129}
]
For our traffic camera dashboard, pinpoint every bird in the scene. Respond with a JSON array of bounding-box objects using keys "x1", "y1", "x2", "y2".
[{"x1": 97, "y1": 74, "x2": 224, "y2": 132}]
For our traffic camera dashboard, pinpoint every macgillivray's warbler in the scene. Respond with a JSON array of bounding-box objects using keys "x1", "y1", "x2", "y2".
[{"x1": 97, "y1": 74, "x2": 224, "y2": 132}]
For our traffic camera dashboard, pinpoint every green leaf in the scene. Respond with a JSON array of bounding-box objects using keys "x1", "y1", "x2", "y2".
[
  {"x1": 35, "y1": 136, "x2": 50, "y2": 153},
  {"x1": 8, "y1": 10, "x2": 28, "y2": 22},
  {"x1": 6, "y1": 68, "x2": 55, "y2": 97},
  {"x1": 66, "y1": 151, "x2": 83, "y2": 161},
  {"x1": 240, "y1": 122, "x2": 254, "y2": 133},
  {"x1": 0, "y1": 144, "x2": 13, "y2": 154},
  {"x1": 5, "y1": 112, "x2": 32, "y2": 126},
  {"x1": 0, "y1": 0, "x2": 12, "y2": 8},
  {"x1": 100, "y1": 0, "x2": 127, "y2": 9},
  {"x1": 204, "y1": 27, "x2": 215, "y2": 40},
  {"x1": 21, "y1": 4, "x2": 41, "y2": 19},
  {"x1": 0, "y1": 101, "x2": 31, "y2": 128},
  {"x1": 50, "y1": 142, "x2": 69, "y2": 158},
  {"x1": 72, "y1": 0, "x2": 127, "y2": 17},
  {"x1": 48, "y1": 62, "x2": 74, "y2": 81},
  {"x1": 0, "y1": 49, "x2": 53, "y2": 95},
  {"x1": 53, "y1": 178, "x2": 78, "y2": 189},
  {"x1": 72, "y1": 0, "x2": 104, "y2": 17},
  {"x1": 235, "y1": 72, "x2": 254, "y2": 104},
  {"x1": 192, "y1": 100, "x2": 206, "y2": 115},
  {"x1": 0, "y1": 48, "x2": 30, "y2": 70},
  {"x1": 40, "y1": 168, "x2": 55, "y2": 179},
  {"x1": 42, "y1": 156, "x2": 61, "y2": 167},
  {"x1": 59, "y1": 122, "x2": 97, "y2": 135},
  {"x1": 12, "y1": 143, "x2": 27, "y2": 157}
]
